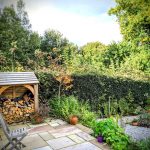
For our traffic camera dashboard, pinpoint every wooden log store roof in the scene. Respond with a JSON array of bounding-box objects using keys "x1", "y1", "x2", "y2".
[{"x1": 0, "y1": 72, "x2": 39, "y2": 85}]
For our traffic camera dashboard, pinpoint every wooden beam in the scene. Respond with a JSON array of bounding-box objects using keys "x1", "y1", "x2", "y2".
[
  {"x1": 34, "y1": 84, "x2": 39, "y2": 112},
  {"x1": 0, "y1": 86, "x2": 11, "y2": 95},
  {"x1": 23, "y1": 85, "x2": 34, "y2": 95}
]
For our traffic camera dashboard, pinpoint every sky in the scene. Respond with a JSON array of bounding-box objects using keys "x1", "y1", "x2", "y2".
[{"x1": 0, "y1": 0, "x2": 122, "y2": 46}]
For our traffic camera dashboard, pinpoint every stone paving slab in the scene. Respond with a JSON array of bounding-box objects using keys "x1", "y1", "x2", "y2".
[
  {"x1": 76, "y1": 124, "x2": 93, "y2": 134},
  {"x1": 56, "y1": 119, "x2": 68, "y2": 125},
  {"x1": 39, "y1": 132, "x2": 55, "y2": 141},
  {"x1": 68, "y1": 134, "x2": 85, "y2": 143},
  {"x1": 28, "y1": 122, "x2": 48, "y2": 128},
  {"x1": 61, "y1": 142, "x2": 101, "y2": 150},
  {"x1": 9, "y1": 124, "x2": 29, "y2": 130},
  {"x1": 76, "y1": 132, "x2": 95, "y2": 141},
  {"x1": 33, "y1": 146, "x2": 53, "y2": 150},
  {"x1": 44, "y1": 118, "x2": 53, "y2": 123},
  {"x1": 22, "y1": 134, "x2": 48, "y2": 150},
  {"x1": 29, "y1": 125, "x2": 54, "y2": 135},
  {"x1": 49, "y1": 126, "x2": 82, "y2": 138},
  {"x1": 47, "y1": 137, "x2": 76, "y2": 150},
  {"x1": 48, "y1": 122, "x2": 60, "y2": 127},
  {"x1": 90, "y1": 139, "x2": 110, "y2": 150}
]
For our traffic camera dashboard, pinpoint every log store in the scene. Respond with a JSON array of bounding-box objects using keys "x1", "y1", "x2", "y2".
[{"x1": 0, "y1": 72, "x2": 39, "y2": 124}]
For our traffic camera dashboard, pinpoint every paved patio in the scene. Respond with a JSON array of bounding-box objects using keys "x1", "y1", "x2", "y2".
[{"x1": 0, "y1": 118, "x2": 110, "y2": 150}]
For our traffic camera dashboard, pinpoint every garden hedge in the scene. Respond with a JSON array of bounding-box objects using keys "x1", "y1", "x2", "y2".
[{"x1": 36, "y1": 72, "x2": 150, "y2": 113}]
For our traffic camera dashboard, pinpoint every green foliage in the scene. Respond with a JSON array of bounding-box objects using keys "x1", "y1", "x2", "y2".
[
  {"x1": 103, "y1": 41, "x2": 131, "y2": 68},
  {"x1": 138, "y1": 113, "x2": 150, "y2": 127},
  {"x1": 78, "y1": 102, "x2": 96, "y2": 127},
  {"x1": 0, "y1": 0, "x2": 41, "y2": 71},
  {"x1": 128, "y1": 138, "x2": 150, "y2": 150},
  {"x1": 92, "y1": 118, "x2": 129, "y2": 150},
  {"x1": 80, "y1": 41, "x2": 106, "y2": 69},
  {"x1": 36, "y1": 72, "x2": 58, "y2": 102},
  {"x1": 109, "y1": 0, "x2": 150, "y2": 43},
  {"x1": 49, "y1": 96, "x2": 80, "y2": 121},
  {"x1": 37, "y1": 72, "x2": 150, "y2": 116},
  {"x1": 49, "y1": 96, "x2": 96, "y2": 127}
]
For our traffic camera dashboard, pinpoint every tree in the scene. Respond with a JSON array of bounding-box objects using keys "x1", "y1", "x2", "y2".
[
  {"x1": 103, "y1": 41, "x2": 131, "y2": 68},
  {"x1": 41, "y1": 29, "x2": 69, "y2": 53},
  {"x1": 0, "y1": 0, "x2": 41, "y2": 71},
  {"x1": 80, "y1": 42, "x2": 106, "y2": 69},
  {"x1": 0, "y1": 6, "x2": 25, "y2": 70},
  {"x1": 109, "y1": 0, "x2": 150, "y2": 44},
  {"x1": 17, "y1": 0, "x2": 31, "y2": 30}
]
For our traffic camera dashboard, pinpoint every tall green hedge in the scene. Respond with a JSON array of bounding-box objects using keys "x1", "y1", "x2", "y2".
[{"x1": 36, "y1": 72, "x2": 150, "y2": 114}]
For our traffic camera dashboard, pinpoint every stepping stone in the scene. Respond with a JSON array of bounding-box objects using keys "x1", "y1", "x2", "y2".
[
  {"x1": 48, "y1": 122, "x2": 60, "y2": 127},
  {"x1": 22, "y1": 134, "x2": 48, "y2": 150},
  {"x1": 29, "y1": 125, "x2": 54, "y2": 135},
  {"x1": 68, "y1": 134, "x2": 85, "y2": 143},
  {"x1": 76, "y1": 124, "x2": 93, "y2": 134},
  {"x1": 61, "y1": 142, "x2": 101, "y2": 150},
  {"x1": 28, "y1": 122, "x2": 48, "y2": 128},
  {"x1": 47, "y1": 137, "x2": 75, "y2": 150},
  {"x1": 56, "y1": 119, "x2": 67, "y2": 125},
  {"x1": 76, "y1": 132, "x2": 95, "y2": 141},
  {"x1": 44, "y1": 118, "x2": 52, "y2": 123},
  {"x1": 49, "y1": 126, "x2": 82, "y2": 138},
  {"x1": 33, "y1": 146, "x2": 53, "y2": 150},
  {"x1": 39, "y1": 132, "x2": 54, "y2": 141}
]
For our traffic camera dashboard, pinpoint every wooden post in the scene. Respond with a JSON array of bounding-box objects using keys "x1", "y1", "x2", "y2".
[
  {"x1": 13, "y1": 86, "x2": 16, "y2": 98},
  {"x1": 34, "y1": 84, "x2": 39, "y2": 112}
]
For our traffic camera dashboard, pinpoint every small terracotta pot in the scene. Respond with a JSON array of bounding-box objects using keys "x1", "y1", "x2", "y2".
[
  {"x1": 132, "y1": 122, "x2": 139, "y2": 126},
  {"x1": 36, "y1": 117, "x2": 43, "y2": 123},
  {"x1": 69, "y1": 115, "x2": 78, "y2": 125}
]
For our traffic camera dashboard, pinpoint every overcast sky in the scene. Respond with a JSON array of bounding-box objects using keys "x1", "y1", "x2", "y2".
[{"x1": 0, "y1": 0, "x2": 122, "y2": 46}]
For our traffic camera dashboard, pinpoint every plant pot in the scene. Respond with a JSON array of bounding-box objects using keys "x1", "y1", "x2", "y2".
[
  {"x1": 97, "y1": 135, "x2": 103, "y2": 143},
  {"x1": 35, "y1": 117, "x2": 43, "y2": 124},
  {"x1": 132, "y1": 122, "x2": 139, "y2": 126},
  {"x1": 69, "y1": 115, "x2": 78, "y2": 125},
  {"x1": 30, "y1": 115, "x2": 43, "y2": 124}
]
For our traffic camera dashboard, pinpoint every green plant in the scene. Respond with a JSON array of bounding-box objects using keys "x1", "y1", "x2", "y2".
[
  {"x1": 134, "y1": 106, "x2": 143, "y2": 115},
  {"x1": 79, "y1": 102, "x2": 96, "y2": 127},
  {"x1": 92, "y1": 117, "x2": 129, "y2": 150},
  {"x1": 128, "y1": 138, "x2": 150, "y2": 150},
  {"x1": 132, "y1": 118, "x2": 139, "y2": 123},
  {"x1": 119, "y1": 98, "x2": 130, "y2": 115},
  {"x1": 49, "y1": 96, "x2": 80, "y2": 121},
  {"x1": 138, "y1": 113, "x2": 150, "y2": 127},
  {"x1": 49, "y1": 96, "x2": 96, "y2": 126}
]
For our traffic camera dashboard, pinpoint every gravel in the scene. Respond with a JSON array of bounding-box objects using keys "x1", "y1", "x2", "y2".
[
  {"x1": 120, "y1": 116, "x2": 150, "y2": 141},
  {"x1": 124, "y1": 124, "x2": 150, "y2": 141}
]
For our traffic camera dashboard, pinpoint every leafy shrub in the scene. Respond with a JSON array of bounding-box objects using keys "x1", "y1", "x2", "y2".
[
  {"x1": 49, "y1": 96, "x2": 79, "y2": 121},
  {"x1": 138, "y1": 113, "x2": 150, "y2": 127},
  {"x1": 79, "y1": 102, "x2": 96, "y2": 127},
  {"x1": 36, "y1": 72, "x2": 58, "y2": 101},
  {"x1": 128, "y1": 138, "x2": 150, "y2": 150},
  {"x1": 49, "y1": 96, "x2": 96, "y2": 127},
  {"x1": 92, "y1": 118, "x2": 129, "y2": 150}
]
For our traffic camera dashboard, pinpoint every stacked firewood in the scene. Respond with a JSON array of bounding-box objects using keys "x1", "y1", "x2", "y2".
[{"x1": 0, "y1": 94, "x2": 34, "y2": 124}]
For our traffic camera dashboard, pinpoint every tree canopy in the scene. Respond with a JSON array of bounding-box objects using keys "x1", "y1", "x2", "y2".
[{"x1": 109, "y1": 0, "x2": 150, "y2": 44}]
